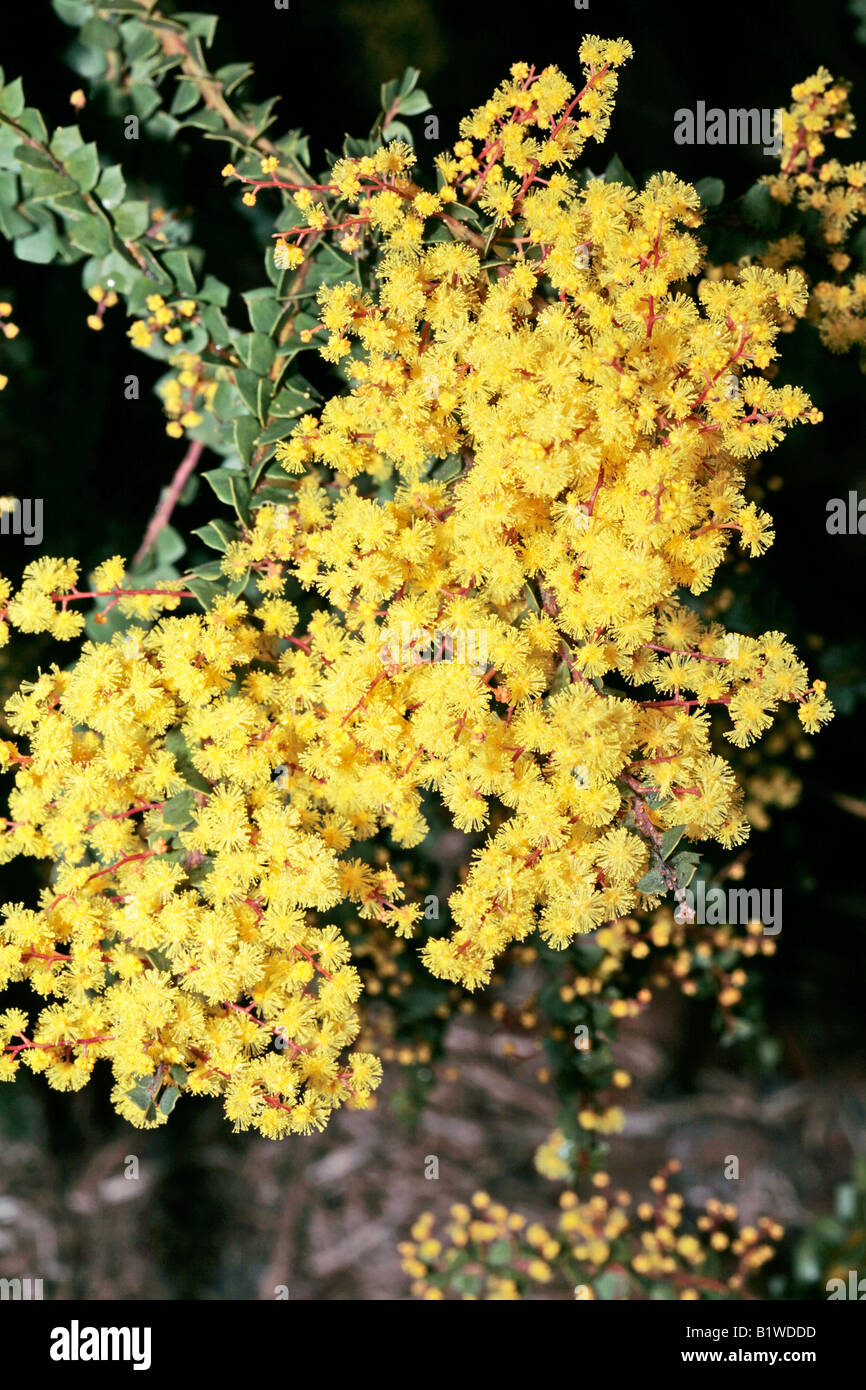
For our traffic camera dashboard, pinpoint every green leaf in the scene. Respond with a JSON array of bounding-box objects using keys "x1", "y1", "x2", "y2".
[
  {"x1": 399, "y1": 66, "x2": 421, "y2": 98},
  {"x1": 233, "y1": 366, "x2": 266, "y2": 420},
  {"x1": 244, "y1": 98, "x2": 278, "y2": 139},
  {"x1": 179, "y1": 11, "x2": 219, "y2": 44},
  {"x1": 164, "y1": 729, "x2": 212, "y2": 791},
  {"x1": 154, "y1": 523, "x2": 186, "y2": 566},
  {"x1": 636, "y1": 868, "x2": 665, "y2": 894},
  {"x1": 0, "y1": 202, "x2": 32, "y2": 238},
  {"x1": 181, "y1": 107, "x2": 223, "y2": 133},
  {"x1": 212, "y1": 378, "x2": 242, "y2": 419},
  {"x1": 215, "y1": 61, "x2": 254, "y2": 96},
  {"x1": 14, "y1": 145, "x2": 56, "y2": 172},
  {"x1": 247, "y1": 332, "x2": 276, "y2": 376},
  {"x1": 234, "y1": 414, "x2": 259, "y2": 469},
  {"x1": 661, "y1": 825, "x2": 687, "y2": 859},
  {"x1": 398, "y1": 90, "x2": 430, "y2": 117},
  {"x1": 487, "y1": 1239, "x2": 512, "y2": 1268},
  {"x1": 129, "y1": 83, "x2": 161, "y2": 121},
  {"x1": 672, "y1": 851, "x2": 701, "y2": 891},
  {"x1": 18, "y1": 108, "x2": 49, "y2": 143},
  {"x1": 441, "y1": 200, "x2": 482, "y2": 228},
  {"x1": 594, "y1": 1270, "x2": 630, "y2": 1300},
  {"x1": 383, "y1": 119, "x2": 413, "y2": 144},
  {"x1": 168, "y1": 1064, "x2": 187, "y2": 1087},
  {"x1": 185, "y1": 575, "x2": 222, "y2": 611},
  {"x1": 189, "y1": 559, "x2": 224, "y2": 579},
  {"x1": 451, "y1": 1270, "x2": 483, "y2": 1297},
  {"x1": 604, "y1": 154, "x2": 637, "y2": 189},
  {"x1": 432, "y1": 455, "x2": 463, "y2": 483},
  {"x1": 160, "y1": 86, "x2": 197, "y2": 131},
  {"x1": 68, "y1": 212, "x2": 111, "y2": 256},
  {"x1": 80, "y1": 16, "x2": 120, "y2": 48},
  {"x1": 0, "y1": 124, "x2": 23, "y2": 168},
  {"x1": 834, "y1": 1182, "x2": 859, "y2": 1221},
  {"x1": 199, "y1": 274, "x2": 229, "y2": 307},
  {"x1": 0, "y1": 78, "x2": 25, "y2": 119},
  {"x1": 255, "y1": 419, "x2": 292, "y2": 447},
  {"x1": 161, "y1": 247, "x2": 198, "y2": 294},
  {"x1": 14, "y1": 222, "x2": 59, "y2": 263},
  {"x1": 63, "y1": 141, "x2": 99, "y2": 191},
  {"x1": 203, "y1": 467, "x2": 240, "y2": 506},
  {"x1": 169, "y1": 77, "x2": 201, "y2": 117},
  {"x1": 380, "y1": 78, "x2": 400, "y2": 113},
  {"x1": 742, "y1": 182, "x2": 781, "y2": 230},
  {"x1": 53, "y1": 0, "x2": 94, "y2": 23},
  {"x1": 125, "y1": 1084, "x2": 153, "y2": 1111},
  {"x1": 114, "y1": 199, "x2": 149, "y2": 240},
  {"x1": 200, "y1": 303, "x2": 231, "y2": 346},
  {"x1": 269, "y1": 381, "x2": 313, "y2": 418},
  {"x1": 523, "y1": 583, "x2": 541, "y2": 616},
  {"x1": 158, "y1": 1086, "x2": 180, "y2": 1115},
  {"x1": 695, "y1": 176, "x2": 725, "y2": 210},
  {"x1": 203, "y1": 467, "x2": 251, "y2": 524},
  {"x1": 161, "y1": 789, "x2": 195, "y2": 827},
  {"x1": 95, "y1": 162, "x2": 126, "y2": 208},
  {"x1": 243, "y1": 288, "x2": 280, "y2": 334},
  {"x1": 22, "y1": 168, "x2": 73, "y2": 200},
  {"x1": 50, "y1": 125, "x2": 84, "y2": 161},
  {"x1": 192, "y1": 517, "x2": 236, "y2": 551}
]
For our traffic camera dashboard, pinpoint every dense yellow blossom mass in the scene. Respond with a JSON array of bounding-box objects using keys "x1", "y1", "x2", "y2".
[{"x1": 0, "y1": 40, "x2": 834, "y2": 1133}]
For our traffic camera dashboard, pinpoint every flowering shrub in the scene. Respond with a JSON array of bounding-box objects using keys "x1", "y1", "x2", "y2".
[{"x1": 0, "y1": 0, "x2": 847, "y2": 1245}]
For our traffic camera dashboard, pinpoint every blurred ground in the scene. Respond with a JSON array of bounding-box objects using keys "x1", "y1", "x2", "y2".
[{"x1": 1, "y1": 987, "x2": 862, "y2": 1300}]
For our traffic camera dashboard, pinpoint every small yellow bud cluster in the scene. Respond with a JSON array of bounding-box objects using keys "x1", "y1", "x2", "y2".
[
  {"x1": 401, "y1": 1159, "x2": 784, "y2": 1298},
  {"x1": 0, "y1": 299, "x2": 17, "y2": 389},
  {"x1": 128, "y1": 293, "x2": 200, "y2": 352},
  {"x1": 159, "y1": 352, "x2": 218, "y2": 439},
  {"x1": 85, "y1": 283, "x2": 119, "y2": 333}
]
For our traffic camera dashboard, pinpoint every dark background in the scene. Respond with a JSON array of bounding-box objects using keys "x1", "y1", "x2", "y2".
[{"x1": 0, "y1": 0, "x2": 864, "y2": 1298}]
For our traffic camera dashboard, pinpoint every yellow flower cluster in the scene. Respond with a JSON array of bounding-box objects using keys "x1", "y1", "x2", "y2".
[
  {"x1": 569, "y1": 907, "x2": 774, "y2": 1008},
  {"x1": 242, "y1": 57, "x2": 831, "y2": 991},
  {"x1": 0, "y1": 563, "x2": 386, "y2": 1135},
  {"x1": 85, "y1": 283, "x2": 118, "y2": 333},
  {"x1": 0, "y1": 298, "x2": 18, "y2": 390},
  {"x1": 401, "y1": 1161, "x2": 784, "y2": 1298},
  {"x1": 128, "y1": 293, "x2": 200, "y2": 351},
  {"x1": 158, "y1": 352, "x2": 217, "y2": 439},
  {"x1": 437, "y1": 40, "x2": 634, "y2": 212},
  {"x1": 0, "y1": 555, "x2": 186, "y2": 647},
  {"x1": 0, "y1": 48, "x2": 837, "y2": 1133},
  {"x1": 764, "y1": 69, "x2": 866, "y2": 358}
]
